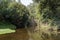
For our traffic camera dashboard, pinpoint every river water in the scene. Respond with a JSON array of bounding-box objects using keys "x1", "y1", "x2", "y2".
[{"x1": 0, "y1": 28, "x2": 30, "y2": 40}]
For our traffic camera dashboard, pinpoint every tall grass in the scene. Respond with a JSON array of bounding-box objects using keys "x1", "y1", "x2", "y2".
[{"x1": 27, "y1": 18, "x2": 59, "y2": 40}]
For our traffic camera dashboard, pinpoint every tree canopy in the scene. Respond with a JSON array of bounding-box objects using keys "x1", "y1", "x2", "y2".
[
  {"x1": 0, "y1": 0, "x2": 30, "y2": 28},
  {"x1": 33, "y1": 0, "x2": 60, "y2": 21}
]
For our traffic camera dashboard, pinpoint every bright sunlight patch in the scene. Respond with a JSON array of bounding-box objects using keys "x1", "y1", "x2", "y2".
[{"x1": 0, "y1": 22, "x2": 16, "y2": 34}]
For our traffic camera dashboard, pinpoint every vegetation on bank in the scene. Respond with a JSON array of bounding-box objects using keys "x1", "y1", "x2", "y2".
[{"x1": 0, "y1": 0, "x2": 60, "y2": 40}]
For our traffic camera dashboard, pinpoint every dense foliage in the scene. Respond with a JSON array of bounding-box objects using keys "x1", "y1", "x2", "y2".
[
  {"x1": 33, "y1": 0, "x2": 60, "y2": 21},
  {"x1": 0, "y1": 0, "x2": 30, "y2": 28}
]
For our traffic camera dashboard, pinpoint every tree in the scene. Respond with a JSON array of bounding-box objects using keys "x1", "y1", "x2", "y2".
[
  {"x1": 0, "y1": 0, "x2": 30, "y2": 28},
  {"x1": 33, "y1": 0, "x2": 60, "y2": 21}
]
